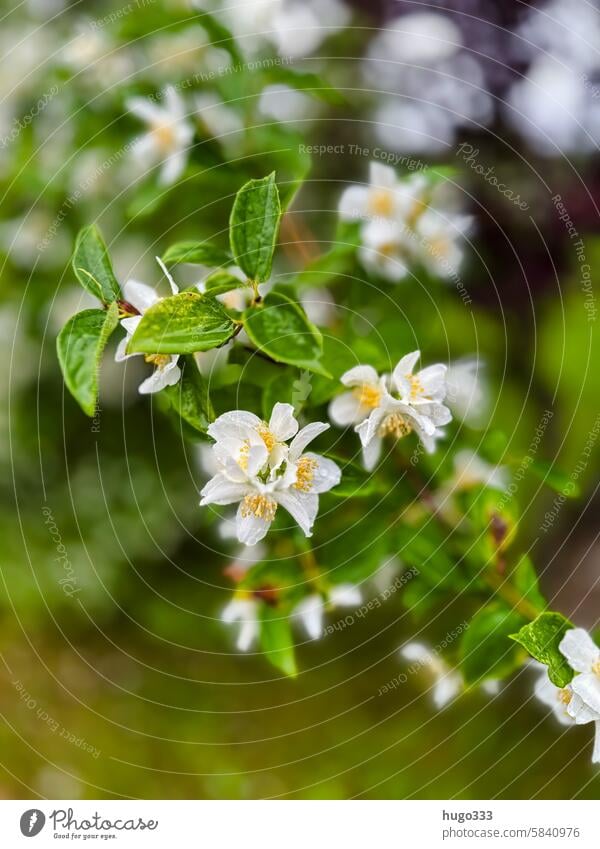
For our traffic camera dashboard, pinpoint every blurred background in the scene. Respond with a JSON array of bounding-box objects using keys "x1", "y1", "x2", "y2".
[{"x1": 0, "y1": 0, "x2": 599, "y2": 799}]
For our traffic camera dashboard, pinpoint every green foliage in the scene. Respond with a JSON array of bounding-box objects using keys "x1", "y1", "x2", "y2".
[
  {"x1": 526, "y1": 459, "x2": 580, "y2": 498},
  {"x1": 162, "y1": 241, "x2": 232, "y2": 268},
  {"x1": 128, "y1": 292, "x2": 238, "y2": 354},
  {"x1": 242, "y1": 291, "x2": 329, "y2": 376},
  {"x1": 461, "y1": 602, "x2": 527, "y2": 684},
  {"x1": 511, "y1": 612, "x2": 574, "y2": 687},
  {"x1": 72, "y1": 225, "x2": 121, "y2": 304},
  {"x1": 56, "y1": 303, "x2": 119, "y2": 416},
  {"x1": 162, "y1": 357, "x2": 214, "y2": 436},
  {"x1": 229, "y1": 173, "x2": 282, "y2": 282},
  {"x1": 511, "y1": 554, "x2": 546, "y2": 611},
  {"x1": 260, "y1": 605, "x2": 298, "y2": 678}
]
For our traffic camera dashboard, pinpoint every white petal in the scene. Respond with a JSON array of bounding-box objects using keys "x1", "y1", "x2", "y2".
[
  {"x1": 160, "y1": 148, "x2": 188, "y2": 186},
  {"x1": 433, "y1": 673, "x2": 462, "y2": 708},
  {"x1": 126, "y1": 96, "x2": 164, "y2": 125},
  {"x1": 369, "y1": 161, "x2": 397, "y2": 189},
  {"x1": 338, "y1": 185, "x2": 369, "y2": 220},
  {"x1": 275, "y1": 489, "x2": 318, "y2": 537},
  {"x1": 340, "y1": 364, "x2": 380, "y2": 387},
  {"x1": 304, "y1": 453, "x2": 341, "y2": 494},
  {"x1": 570, "y1": 673, "x2": 600, "y2": 715},
  {"x1": 123, "y1": 279, "x2": 160, "y2": 314},
  {"x1": 120, "y1": 315, "x2": 142, "y2": 336},
  {"x1": 200, "y1": 474, "x2": 249, "y2": 506},
  {"x1": 208, "y1": 410, "x2": 262, "y2": 442},
  {"x1": 164, "y1": 84, "x2": 185, "y2": 119},
  {"x1": 559, "y1": 628, "x2": 600, "y2": 673},
  {"x1": 235, "y1": 501, "x2": 273, "y2": 546},
  {"x1": 416, "y1": 363, "x2": 447, "y2": 400},
  {"x1": 237, "y1": 619, "x2": 260, "y2": 652},
  {"x1": 212, "y1": 437, "x2": 266, "y2": 482},
  {"x1": 481, "y1": 679, "x2": 500, "y2": 696},
  {"x1": 355, "y1": 406, "x2": 387, "y2": 448},
  {"x1": 567, "y1": 688, "x2": 600, "y2": 724},
  {"x1": 534, "y1": 672, "x2": 573, "y2": 725},
  {"x1": 115, "y1": 334, "x2": 135, "y2": 363},
  {"x1": 138, "y1": 358, "x2": 181, "y2": 394},
  {"x1": 401, "y1": 642, "x2": 435, "y2": 665},
  {"x1": 362, "y1": 436, "x2": 382, "y2": 471},
  {"x1": 294, "y1": 594, "x2": 324, "y2": 640},
  {"x1": 391, "y1": 350, "x2": 421, "y2": 395},
  {"x1": 268, "y1": 402, "x2": 298, "y2": 442},
  {"x1": 288, "y1": 422, "x2": 329, "y2": 461},
  {"x1": 329, "y1": 583, "x2": 361, "y2": 607},
  {"x1": 329, "y1": 391, "x2": 368, "y2": 427}
]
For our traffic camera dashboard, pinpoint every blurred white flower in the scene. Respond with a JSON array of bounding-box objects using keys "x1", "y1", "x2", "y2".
[
  {"x1": 445, "y1": 357, "x2": 488, "y2": 427},
  {"x1": 300, "y1": 286, "x2": 337, "y2": 327},
  {"x1": 127, "y1": 86, "x2": 194, "y2": 185},
  {"x1": 195, "y1": 92, "x2": 244, "y2": 150},
  {"x1": 401, "y1": 642, "x2": 463, "y2": 708},
  {"x1": 222, "y1": 596, "x2": 260, "y2": 651},
  {"x1": 258, "y1": 84, "x2": 315, "y2": 123},
  {"x1": 449, "y1": 450, "x2": 508, "y2": 493},
  {"x1": 114, "y1": 257, "x2": 182, "y2": 395},
  {"x1": 294, "y1": 583, "x2": 362, "y2": 640}
]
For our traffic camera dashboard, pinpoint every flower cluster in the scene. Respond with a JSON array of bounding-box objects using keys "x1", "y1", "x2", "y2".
[
  {"x1": 200, "y1": 403, "x2": 341, "y2": 546},
  {"x1": 338, "y1": 162, "x2": 471, "y2": 282},
  {"x1": 329, "y1": 350, "x2": 452, "y2": 469}
]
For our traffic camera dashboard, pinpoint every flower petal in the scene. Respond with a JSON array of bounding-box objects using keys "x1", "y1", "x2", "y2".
[
  {"x1": 593, "y1": 721, "x2": 600, "y2": 764},
  {"x1": 338, "y1": 185, "x2": 369, "y2": 220},
  {"x1": 200, "y1": 474, "x2": 249, "y2": 506},
  {"x1": 160, "y1": 148, "x2": 188, "y2": 186},
  {"x1": 433, "y1": 673, "x2": 462, "y2": 708},
  {"x1": 559, "y1": 628, "x2": 600, "y2": 673},
  {"x1": 362, "y1": 436, "x2": 382, "y2": 471},
  {"x1": 567, "y1": 688, "x2": 600, "y2": 725},
  {"x1": 126, "y1": 96, "x2": 164, "y2": 125},
  {"x1": 235, "y1": 500, "x2": 273, "y2": 546},
  {"x1": 570, "y1": 672, "x2": 600, "y2": 715},
  {"x1": 329, "y1": 583, "x2": 361, "y2": 607},
  {"x1": 123, "y1": 279, "x2": 160, "y2": 314},
  {"x1": 208, "y1": 410, "x2": 262, "y2": 442},
  {"x1": 138, "y1": 357, "x2": 181, "y2": 394},
  {"x1": 304, "y1": 452, "x2": 341, "y2": 494},
  {"x1": 355, "y1": 406, "x2": 387, "y2": 448},
  {"x1": 340, "y1": 365, "x2": 380, "y2": 388},
  {"x1": 275, "y1": 489, "x2": 318, "y2": 537},
  {"x1": 534, "y1": 671, "x2": 573, "y2": 725},
  {"x1": 294, "y1": 594, "x2": 324, "y2": 640},
  {"x1": 268, "y1": 402, "x2": 298, "y2": 442},
  {"x1": 329, "y1": 391, "x2": 368, "y2": 427},
  {"x1": 288, "y1": 422, "x2": 329, "y2": 461}
]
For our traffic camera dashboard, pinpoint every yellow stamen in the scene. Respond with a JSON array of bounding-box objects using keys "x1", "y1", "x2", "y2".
[
  {"x1": 368, "y1": 188, "x2": 394, "y2": 218},
  {"x1": 256, "y1": 423, "x2": 275, "y2": 452},
  {"x1": 238, "y1": 441, "x2": 249, "y2": 471},
  {"x1": 294, "y1": 457, "x2": 318, "y2": 492},
  {"x1": 379, "y1": 413, "x2": 413, "y2": 440},
  {"x1": 151, "y1": 122, "x2": 176, "y2": 152},
  {"x1": 592, "y1": 660, "x2": 600, "y2": 677},
  {"x1": 144, "y1": 353, "x2": 171, "y2": 368},
  {"x1": 557, "y1": 688, "x2": 572, "y2": 705},
  {"x1": 353, "y1": 384, "x2": 382, "y2": 409},
  {"x1": 240, "y1": 493, "x2": 277, "y2": 521},
  {"x1": 408, "y1": 374, "x2": 426, "y2": 400}
]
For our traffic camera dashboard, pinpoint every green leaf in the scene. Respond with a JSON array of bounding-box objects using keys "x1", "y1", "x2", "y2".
[
  {"x1": 242, "y1": 292, "x2": 329, "y2": 376},
  {"x1": 511, "y1": 554, "x2": 546, "y2": 611},
  {"x1": 229, "y1": 173, "x2": 281, "y2": 282},
  {"x1": 198, "y1": 10, "x2": 243, "y2": 64},
  {"x1": 72, "y1": 225, "x2": 121, "y2": 304},
  {"x1": 163, "y1": 356, "x2": 214, "y2": 435},
  {"x1": 290, "y1": 243, "x2": 355, "y2": 289},
  {"x1": 262, "y1": 65, "x2": 347, "y2": 106},
  {"x1": 461, "y1": 602, "x2": 527, "y2": 685},
  {"x1": 510, "y1": 611, "x2": 574, "y2": 687},
  {"x1": 162, "y1": 241, "x2": 232, "y2": 268},
  {"x1": 260, "y1": 606, "x2": 297, "y2": 678},
  {"x1": 128, "y1": 292, "x2": 237, "y2": 355},
  {"x1": 526, "y1": 458, "x2": 580, "y2": 498},
  {"x1": 204, "y1": 270, "x2": 247, "y2": 296},
  {"x1": 57, "y1": 303, "x2": 119, "y2": 417}
]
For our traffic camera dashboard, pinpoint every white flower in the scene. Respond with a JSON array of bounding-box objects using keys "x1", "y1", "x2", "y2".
[
  {"x1": 560, "y1": 629, "x2": 600, "y2": 719},
  {"x1": 294, "y1": 583, "x2": 362, "y2": 640},
  {"x1": 450, "y1": 450, "x2": 508, "y2": 493},
  {"x1": 532, "y1": 660, "x2": 600, "y2": 763},
  {"x1": 115, "y1": 257, "x2": 182, "y2": 395},
  {"x1": 126, "y1": 86, "x2": 194, "y2": 185},
  {"x1": 195, "y1": 92, "x2": 244, "y2": 149},
  {"x1": 445, "y1": 357, "x2": 488, "y2": 427},
  {"x1": 413, "y1": 206, "x2": 471, "y2": 279},
  {"x1": 222, "y1": 596, "x2": 260, "y2": 651},
  {"x1": 200, "y1": 403, "x2": 341, "y2": 545},
  {"x1": 401, "y1": 643, "x2": 463, "y2": 708},
  {"x1": 339, "y1": 163, "x2": 427, "y2": 225},
  {"x1": 329, "y1": 355, "x2": 452, "y2": 470}
]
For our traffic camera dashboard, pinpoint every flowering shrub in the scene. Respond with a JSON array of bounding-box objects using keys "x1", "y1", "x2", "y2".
[{"x1": 56, "y1": 159, "x2": 598, "y2": 764}]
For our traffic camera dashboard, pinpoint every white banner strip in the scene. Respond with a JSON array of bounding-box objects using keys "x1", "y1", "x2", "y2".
[{"x1": 0, "y1": 800, "x2": 597, "y2": 848}]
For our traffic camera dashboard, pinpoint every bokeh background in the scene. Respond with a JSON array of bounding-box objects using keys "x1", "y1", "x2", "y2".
[{"x1": 1, "y1": 0, "x2": 599, "y2": 799}]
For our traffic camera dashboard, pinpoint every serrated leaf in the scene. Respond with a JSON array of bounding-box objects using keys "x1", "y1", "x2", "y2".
[
  {"x1": 510, "y1": 611, "x2": 574, "y2": 687},
  {"x1": 162, "y1": 241, "x2": 232, "y2": 268},
  {"x1": 229, "y1": 173, "x2": 281, "y2": 282},
  {"x1": 57, "y1": 303, "x2": 119, "y2": 416},
  {"x1": 260, "y1": 606, "x2": 297, "y2": 678},
  {"x1": 461, "y1": 602, "x2": 527, "y2": 684},
  {"x1": 163, "y1": 356, "x2": 214, "y2": 435},
  {"x1": 72, "y1": 225, "x2": 121, "y2": 303},
  {"x1": 128, "y1": 292, "x2": 237, "y2": 354},
  {"x1": 242, "y1": 292, "x2": 329, "y2": 376}
]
